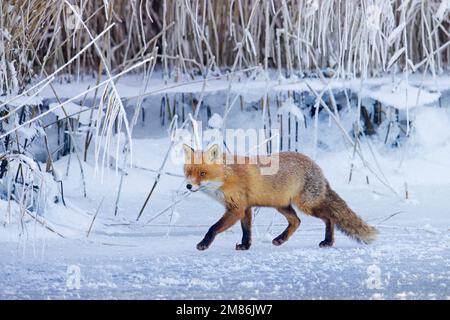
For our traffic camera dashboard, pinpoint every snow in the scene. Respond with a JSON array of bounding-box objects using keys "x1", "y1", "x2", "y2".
[
  {"x1": 1, "y1": 194, "x2": 449, "y2": 299},
  {"x1": 361, "y1": 82, "x2": 441, "y2": 110},
  {"x1": 48, "y1": 101, "x2": 99, "y2": 125},
  {"x1": 0, "y1": 227, "x2": 448, "y2": 299},
  {"x1": 413, "y1": 107, "x2": 450, "y2": 150},
  {"x1": 23, "y1": 72, "x2": 450, "y2": 104},
  {"x1": 277, "y1": 97, "x2": 305, "y2": 121},
  {"x1": 0, "y1": 94, "x2": 43, "y2": 107},
  {"x1": 1, "y1": 132, "x2": 450, "y2": 299},
  {"x1": 1, "y1": 74, "x2": 450, "y2": 299},
  {"x1": 208, "y1": 113, "x2": 223, "y2": 129}
]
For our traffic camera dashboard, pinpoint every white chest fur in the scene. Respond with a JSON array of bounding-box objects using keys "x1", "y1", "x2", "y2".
[{"x1": 201, "y1": 181, "x2": 225, "y2": 204}]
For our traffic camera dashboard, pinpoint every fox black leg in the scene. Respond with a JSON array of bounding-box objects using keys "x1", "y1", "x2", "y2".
[
  {"x1": 197, "y1": 209, "x2": 243, "y2": 251},
  {"x1": 319, "y1": 218, "x2": 335, "y2": 247},
  {"x1": 236, "y1": 208, "x2": 252, "y2": 250},
  {"x1": 272, "y1": 206, "x2": 301, "y2": 246}
]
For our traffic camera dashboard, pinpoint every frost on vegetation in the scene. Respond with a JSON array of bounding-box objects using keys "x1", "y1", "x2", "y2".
[
  {"x1": 277, "y1": 97, "x2": 305, "y2": 122},
  {"x1": 0, "y1": 153, "x2": 60, "y2": 221},
  {"x1": 366, "y1": 5, "x2": 382, "y2": 32},
  {"x1": 305, "y1": 0, "x2": 319, "y2": 18},
  {"x1": 435, "y1": 0, "x2": 450, "y2": 21},
  {"x1": 0, "y1": 103, "x2": 58, "y2": 230}
]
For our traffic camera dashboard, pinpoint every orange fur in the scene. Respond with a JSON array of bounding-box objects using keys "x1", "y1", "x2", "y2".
[{"x1": 183, "y1": 144, "x2": 378, "y2": 250}]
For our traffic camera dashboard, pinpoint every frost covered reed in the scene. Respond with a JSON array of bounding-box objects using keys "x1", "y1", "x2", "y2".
[{"x1": 1, "y1": 0, "x2": 449, "y2": 93}]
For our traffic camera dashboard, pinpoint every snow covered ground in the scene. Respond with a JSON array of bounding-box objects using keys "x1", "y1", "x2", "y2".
[
  {"x1": 1, "y1": 75, "x2": 450, "y2": 299},
  {"x1": 1, "y1": 224, "x2": 449, "y2": 299},
  {"x1": 2, "y1": 136, "x2": 450, "y2": 299}
]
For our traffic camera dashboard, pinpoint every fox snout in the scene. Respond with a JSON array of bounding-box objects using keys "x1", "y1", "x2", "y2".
[{"x1": 186, "y1": 183, "x2": 200, "y2": 192}]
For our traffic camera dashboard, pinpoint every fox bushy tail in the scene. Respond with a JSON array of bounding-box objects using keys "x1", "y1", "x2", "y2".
[{"x1": 326, "y1": 187, "x2": 378, "y2": 244}]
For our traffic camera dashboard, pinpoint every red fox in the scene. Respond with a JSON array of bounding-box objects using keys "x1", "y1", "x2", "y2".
[{"x1": 183, "y1": 144, "x2": 378, "y2": 251}]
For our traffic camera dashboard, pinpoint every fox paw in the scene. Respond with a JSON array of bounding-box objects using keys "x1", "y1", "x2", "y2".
[
  {"x1": 196, "y1": 241, "x2": 211, "y2": 251},
  {"x1": 319, "y1": 240, "x2": 334, "y2": 248},
  {"x1": 235, "y1": 243, "x2": 251, "y2": 250},
  {"x1": 272, "y1": 237, "x2": 287, "y2": 246}
]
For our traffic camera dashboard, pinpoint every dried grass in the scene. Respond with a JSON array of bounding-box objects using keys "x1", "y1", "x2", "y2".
[{"x1": 0, "y1": 0, "x2": 448, "y2": 93}]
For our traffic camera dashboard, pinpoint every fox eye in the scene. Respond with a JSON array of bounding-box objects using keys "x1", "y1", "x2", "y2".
[{"x1": 200, "y1": 171, "x2": 206, "y2": 177}]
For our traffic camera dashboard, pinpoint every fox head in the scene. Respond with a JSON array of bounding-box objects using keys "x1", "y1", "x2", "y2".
[{"x1": 183, "y1": 144, "x2": 225, "y2": 192}]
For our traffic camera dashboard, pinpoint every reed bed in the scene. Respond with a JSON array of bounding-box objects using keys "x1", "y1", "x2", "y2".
[
  {"x1": 0, "y1": 0, "x2": 449, "y2": 93},
  {"x1": 0, "y1": 0, "x2": 449, "y2": 228}
]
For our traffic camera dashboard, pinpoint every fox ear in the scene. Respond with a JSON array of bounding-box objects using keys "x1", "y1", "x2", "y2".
[
  {"x1": 183, "y1": 144, "x2": 194, "y2": 163},
  {"x1": 206, "y1": 144, "x2": 220, "y2": 162}
]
